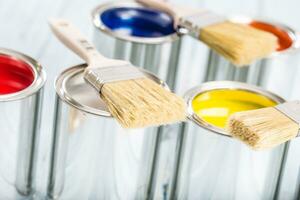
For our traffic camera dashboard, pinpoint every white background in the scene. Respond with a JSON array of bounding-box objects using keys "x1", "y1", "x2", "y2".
[{"x1": 0, "y1": 0, "x2": 299, "y2": 198}]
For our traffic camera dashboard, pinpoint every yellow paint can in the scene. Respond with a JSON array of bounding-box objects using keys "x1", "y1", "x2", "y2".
[{"x1": 176, "y1": 82, "x2": 286, "y2": 199}]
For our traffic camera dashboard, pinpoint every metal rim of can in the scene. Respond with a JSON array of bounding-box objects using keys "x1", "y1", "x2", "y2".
[
  {"x1": 228, "y1": 16, "x2": 300, "y2": 57},
  {"x1": 184, "y1": 81, "x2": 286, "y2": 138},
  {"x1": 0, "y1": 48, "x2": 46, "y2": 102},
  {"x1": 55, "y1": 64, "x2": 170, "y2": 117},
  {"x1": 91, "y1": 1, "x2": 182, "y2": 45}
]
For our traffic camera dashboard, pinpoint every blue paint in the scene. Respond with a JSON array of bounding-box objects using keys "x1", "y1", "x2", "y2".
[{"x1": 100, "y1": 7, "x2": 176, "y2": 38}]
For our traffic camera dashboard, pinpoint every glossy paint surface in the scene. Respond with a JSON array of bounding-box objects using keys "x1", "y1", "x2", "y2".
[
  {"x1": 100, "y1": 7, "x2": 175, "y2": 37},
  {"x1": 0, "y1": 55, "x2": 34, "y2": 95}
]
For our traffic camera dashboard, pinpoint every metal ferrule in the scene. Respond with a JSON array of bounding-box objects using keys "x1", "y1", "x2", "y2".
[
  {"x1": 179, "y1": 11, "x2": 225, "y2": 37},
  {"x1": 276, "y1": 101, "x2": 300, "y2": 137},
  {"x1": 84, "y1": 64, "x2": 146, "y2": 92}
]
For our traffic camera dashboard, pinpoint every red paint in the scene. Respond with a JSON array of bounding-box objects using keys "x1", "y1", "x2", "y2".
[
  {"x1": 249, "y1": 21, "x2": 293, "y2": 51},
  {"x1": 0, "y1": 55, "x2": 34, "y2": 95}
]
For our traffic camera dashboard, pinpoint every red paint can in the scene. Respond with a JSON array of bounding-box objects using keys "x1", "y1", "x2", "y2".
[{"x1": 0, "y1": 48, "x2": 46, "y2": 198}]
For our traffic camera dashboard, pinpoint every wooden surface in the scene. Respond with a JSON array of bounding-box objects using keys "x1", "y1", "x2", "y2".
[{"x1": 0, "y1": 0, "x2": 299, "y2": 199}]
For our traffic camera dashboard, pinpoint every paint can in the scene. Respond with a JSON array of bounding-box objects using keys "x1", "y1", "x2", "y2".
[
  {"x1": 46, "y1": 64, "x2": 170, "y2": 199},
  {"x1": 0, "y1": 48, "x2": 46, "y2": 197},
  {"x1": 202, "y1": 18, "x2": 300, "y2": 198},
  {"x1": 91, "y1": 1, "x2": 183, "y2": 89},
  {"x1": 172, "y1": 81, "x2": 287, "y2": 199},
  {"x1": 204, "y1": 17, "x2": 300, "y2": 99},
  {"x1": 91, "y1": 3, "x2": 185, "y2": 199}
]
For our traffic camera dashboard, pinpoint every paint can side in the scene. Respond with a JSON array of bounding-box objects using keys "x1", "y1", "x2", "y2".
[
  {"x1": 0, "y1": 48, "x2": 46, "y2": 198},
  {"x1": 47, "y1": 64, "x2": 170, "y2": 199},
  {"x1": 174, "y1": 81, "x2": 286, "y2": 200}
]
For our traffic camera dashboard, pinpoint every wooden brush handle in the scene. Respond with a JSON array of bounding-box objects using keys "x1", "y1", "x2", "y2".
[
  {"x1": 137, "y1": 0, "x2": 200, "y2": 19},
  {"x1": 49, "y1": 19, "x2": 109, "y2": 65}
]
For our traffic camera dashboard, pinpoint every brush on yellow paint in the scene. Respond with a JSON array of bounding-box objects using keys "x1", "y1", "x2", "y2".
[
  {"x1": 138, "y1": 0, "x2": 278, "y2": 66},
  {"x1": 49, "y1": 19, "x2": 186, "y2": 128},
  {"x1": 192, "y1": 89, "x2": 277, "y2": 129},
  {"x1": 227, "y1": 101, "x2": 300, "y2": 150}
]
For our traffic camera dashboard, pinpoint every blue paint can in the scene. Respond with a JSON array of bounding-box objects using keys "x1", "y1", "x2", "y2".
[
  {"x1": 91, "y1": 1, "x2": 183, "y2": 87},
  {"x1": 92, "y1": 2, "x2": 186, "y2": 199}
]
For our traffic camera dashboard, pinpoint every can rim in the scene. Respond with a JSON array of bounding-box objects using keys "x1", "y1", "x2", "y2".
[
  {"x1": 0, "y1": 48, "x2": 46, "y2": 102},
  {"x1": 55, "y1": 64, "x2": 169, "y2": 117},
  {"x1": 184, "y1": 81, "x2": 286, "y2": 138},
  {"x1": 228, "y1": 16, "x2": 300, "y2": 56},
  {"x1": 91, "y1": 1, "x2": 181, "y2": 44}
]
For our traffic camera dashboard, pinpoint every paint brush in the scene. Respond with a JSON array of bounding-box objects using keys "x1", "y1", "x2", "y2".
[
  {"x1": 137, "y1": 0, "x2": 278, "y2": 66},
  {"x1": 227, "y1": 101, "x2": 300, "y2": 150},
  {"x1": 49, "y1": 19, "x2": 186, "y2": 129}
]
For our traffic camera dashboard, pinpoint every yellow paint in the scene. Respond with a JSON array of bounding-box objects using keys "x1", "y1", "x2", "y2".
[{"x1": 192, "y1": 89, "x2": 277, "y2": 129}]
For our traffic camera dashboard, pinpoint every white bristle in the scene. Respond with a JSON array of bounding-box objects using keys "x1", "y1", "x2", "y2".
[
  {"x1": 101, "y1": 78, "x2": 187, "y2": 128},
  {"x1": 227, "y1": 107, "x2": 299, "y2": 150},
  {"x1": 200, "y1": 22, "x2": 278, "y2": 66}
]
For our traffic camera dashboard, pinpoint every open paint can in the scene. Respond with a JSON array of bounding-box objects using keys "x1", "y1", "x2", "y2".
[
  {"x1": 91, "y1": 1, "x2": 183, "y2": 90},
  {"x1": 47, "y1": 64, "x2": 170, "y2": 199},
  {"x1": 204, "y1": 17, "x2": 300, "y2": 98},
  {"x1": 91, "y1": 3, "x2": 185, "y2": 199},
  {"x1": 171, "y1": 81, "x2": 287, "y2": 200},
  {"x1": 0, "y1": 48, "x2": 46, "y2": 197}
]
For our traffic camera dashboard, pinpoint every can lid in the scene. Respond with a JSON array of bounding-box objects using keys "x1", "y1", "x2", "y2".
[
  {"x1": 0, "y1": 48, "x2": 46, "y2": 102},
  {"x1": 55, "y1": 64, "x2": 168, "y2": 117},
  {"x1": 184, "y1": 81, "x2": 286, "y2": 137},
  {"x1": 91, "y1": 1, "x2": 181, "y2": 44}
]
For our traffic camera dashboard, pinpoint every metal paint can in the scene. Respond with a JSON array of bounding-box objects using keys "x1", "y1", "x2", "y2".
[
  {"x1": 203, "y1": 18, "x2": 300, "y2": 198},
  {"x1": 46, "y1": 64, "x2": 170, "y2": 199},
  {"x1": 0, "y1": 48, "x2": 46, "y2": 198},
  {"x1": 172, "y1": 81, "x2": 287, "y2": 200},
  {"x1": 91, "y1": 1, "x2": 182, "y2": 89},
  {"x1": 91, "y1": 3, "x2": 184, "y2": 199},
  {"x1": 204, "y1": 17, "x2": 300, "y2": 99}
]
